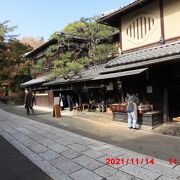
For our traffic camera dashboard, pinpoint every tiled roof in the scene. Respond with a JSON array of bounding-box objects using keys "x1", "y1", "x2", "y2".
[
  {"x1": 21, "y1": 76, "x2": 47, "y2": 87},
  {"x1": 97, "y1": 0, "x2": 146, "y2": 27},
  {"x1": 106, "y1": 41, "x2": 180, "y2": 68},
  {"x1": 94, "y1": 68, "x2": 148, "y2": 80},
  {"x1": 98, "y1": 0, "x2": 140, "y2": 20},
  {"x1": 43, "y1": 73, "x2": 98, "y2": 86},
  {"x1": 22, "y1": 41, "x2": 180, "y2": 87},
  {"x1": 24, "y1": 39, "x2": 57, "y2": 58},
  {"x1": 43, "y1": 65, "x2": 106, "y2": 86},
  {"x1": 24, "y1": 35, "x2": 87, "y2": 58},
  {"x1": 81, "y1": 64, "x2": 106, "y2": 73}
]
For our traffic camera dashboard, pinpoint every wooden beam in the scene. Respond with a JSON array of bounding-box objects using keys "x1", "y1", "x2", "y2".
[
  {"x1": 119, "y1": 17, "x2": 123, "y2": 54},
  {"x1": 163, "y1": 87, "x2": 169, "y2": 123},
  {"x1": 159, "y1": 0, "x2": 165, "y2": 41}
]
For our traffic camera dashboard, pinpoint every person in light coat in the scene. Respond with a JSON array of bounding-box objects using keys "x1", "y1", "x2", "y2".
[
  {"x1": 129, "y1": 102, "x2": 138, "y2": 129},
  {"x1": 126, "y1": 93, "x2": 139, "y2": 129}
]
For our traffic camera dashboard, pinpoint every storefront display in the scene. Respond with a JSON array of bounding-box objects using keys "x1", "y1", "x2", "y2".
[
  {"x1": 110, "y1": 103, "x2": 127, "y2": 112},
  {"x1": 111, "y1": 103, "x2": 162, "y2": 127}
]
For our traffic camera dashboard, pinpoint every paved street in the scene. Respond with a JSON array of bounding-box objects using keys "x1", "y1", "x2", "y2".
[
  {"x1": 1, "y1": 104, "x2": 180, "y2": 162},
  {"x1": 0, "y1": 108, "x2": 180, "y2": 180}
]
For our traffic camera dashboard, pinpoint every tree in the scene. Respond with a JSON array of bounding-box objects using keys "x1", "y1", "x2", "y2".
[
  {"x1": 0, "y1": 20, "x2": 16, "y2": 42},
  {"x1": 0, "y1": 21, "x2": 32, "y2": 98},
  {"x1": 1, "y1": 39, "x2": 32, "y2": 78},
  {"x1": 35, "y1": 17, "x2": 118, "y2": 80},
  {"x1": 0, "y1": 21, "x2": 16, "y2": 69}
]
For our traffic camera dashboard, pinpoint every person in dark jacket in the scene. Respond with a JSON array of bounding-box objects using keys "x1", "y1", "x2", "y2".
[{"x1": 24, "y1": 88, "x2": 34, "y2": 115}]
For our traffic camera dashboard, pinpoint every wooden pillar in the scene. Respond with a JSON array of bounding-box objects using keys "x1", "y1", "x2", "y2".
[
  {"x1": 163, "y1": 87, "x2": 169, "y2": 123},
  {"x1": 48, "y1": 89, "x2": 54, "y2": 108},
  {"x1": 78, "y1": 93, "x2": 82, "y2": 106}
]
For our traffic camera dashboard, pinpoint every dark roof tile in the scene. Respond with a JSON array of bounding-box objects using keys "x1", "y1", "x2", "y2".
[{"x1": 106, "y1": 41, "x2": 180, "y2": 68}]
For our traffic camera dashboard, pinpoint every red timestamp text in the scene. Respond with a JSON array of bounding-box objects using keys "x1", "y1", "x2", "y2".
[
  {"x1": 168, "y1": 158, "x2": 179, "y2": 165},
  {"x1": 105, "y1": 157, "x2": 155, "y2": 165}
]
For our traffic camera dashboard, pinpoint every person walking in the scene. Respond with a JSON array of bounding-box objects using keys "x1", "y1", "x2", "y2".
[{"x1": 24, "y1": 88, "x2": 34, "y2": 115}]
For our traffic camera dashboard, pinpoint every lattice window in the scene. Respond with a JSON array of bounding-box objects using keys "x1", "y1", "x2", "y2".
[{"x1": 126, "y1": 14, "x2": 156, "y2": 42}]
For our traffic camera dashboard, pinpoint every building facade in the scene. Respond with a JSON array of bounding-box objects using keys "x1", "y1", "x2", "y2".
[
  {"x1": 97, "y1": 0, "x2": 180, "y2": 124},
  {"x1": 22, "y1": 0, "x2": 180, "y2": 126}
]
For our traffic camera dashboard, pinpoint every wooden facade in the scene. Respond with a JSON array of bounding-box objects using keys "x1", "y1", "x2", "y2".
[
  {"x1": 22, "y1": 33, "x2": 119, "y2": 110},
  {"x1": 22, "y1": 36, "x2": 87, "y2": 109},
  {"x1": 97, "y1": 0, "x2": 180, "y2": 124},
  {"x1": 22, "y1": 0, "x2": 180, "y2": 126}
]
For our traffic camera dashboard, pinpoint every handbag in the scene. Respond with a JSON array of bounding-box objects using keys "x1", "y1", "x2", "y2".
[{"x1": 126, "y1": 102, "x2": 134, "y2": 112}]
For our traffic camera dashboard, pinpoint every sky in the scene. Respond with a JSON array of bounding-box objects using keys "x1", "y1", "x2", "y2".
[{"x1": 0, "y1": 0, "x2": 130, "y2": 40}]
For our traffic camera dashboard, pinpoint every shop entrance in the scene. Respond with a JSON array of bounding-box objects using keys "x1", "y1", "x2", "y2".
[{"x1": 168, "y1": 86, "x2": 180, "y2": 121}]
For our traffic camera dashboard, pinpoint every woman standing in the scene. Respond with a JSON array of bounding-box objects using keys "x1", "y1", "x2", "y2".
[{"x1": 126, "y1": 93, "x2": 139, "y2": 129}]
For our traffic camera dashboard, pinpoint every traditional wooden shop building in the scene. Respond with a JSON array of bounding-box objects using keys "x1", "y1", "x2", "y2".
[
  {"x1": 21, "y1": 32, "x2": 120, "y2": 110},
  {"x1": 21, "y1": 38, "x2": 57, "y2": 108},
  {"x1": 22, "y1": 0, "x2": 180, "y2": 127},
  {"x1": 96, "y1": 0, "x2": 180, "y2": 125},
  {"x1": 21, "y1": 36, "x2": 88, "y2": 108}
]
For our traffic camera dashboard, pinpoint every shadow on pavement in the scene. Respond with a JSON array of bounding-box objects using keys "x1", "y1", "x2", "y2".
[{"x1": 0, "y1": 135, "x2": 51, "y2": 180}]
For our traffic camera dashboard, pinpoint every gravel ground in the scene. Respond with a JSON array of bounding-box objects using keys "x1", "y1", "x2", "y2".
[{"x1": 153, "y1": 123, "x2": 180, "y2": 137}]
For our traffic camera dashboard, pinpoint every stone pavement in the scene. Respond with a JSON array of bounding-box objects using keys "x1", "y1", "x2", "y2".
[
  {"x1": 0, "y1": 109, "x2": 180, "y2": 180},
  {"x1": 1, "y1": 104, "x2": 180, "y2": 162}
]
